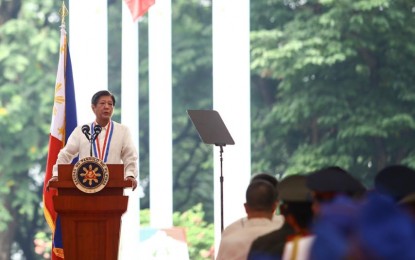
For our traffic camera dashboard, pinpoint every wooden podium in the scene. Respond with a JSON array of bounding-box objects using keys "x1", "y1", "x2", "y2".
[{"x1": 49, "y1": 164, "x2": 132, "y2": 260}]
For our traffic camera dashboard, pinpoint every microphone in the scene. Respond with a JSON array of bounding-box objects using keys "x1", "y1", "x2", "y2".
[
  {"x1": 81, "y1": 125, "x2": 91, "y2": 141},
  {"x1": 93, "y1": 125, "x2": 102, "y2": 142},
  {"x1": 81, "y1": 124, "x2": 94, "y2": 157},
  {"x1": 89, "y1": 125, "x2": 102, "y2": 157}
]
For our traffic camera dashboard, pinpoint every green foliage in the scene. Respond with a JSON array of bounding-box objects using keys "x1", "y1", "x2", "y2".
[
  {"x1": 250, "y1": 0, "x2": 415, "y2": 186},
  {"x1": 170, "y1": 0, "x2": 215, "y2": 222},
  {"x1": 172, "y1": 204, "x2": 215, "y2": 259},
  {"x1": 0, "y1": 203, "x2": 12, "y2": 231},
  {"x1": 140, "y1": 204, "x2": 215, "y2": 260},
  {"x1": 0, "y1": 0, "x2": 62, "y2": 258}
]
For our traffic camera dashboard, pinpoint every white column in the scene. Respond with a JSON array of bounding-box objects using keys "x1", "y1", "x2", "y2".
[
  {"x1": 212, "y1": 0, "x2": 251, "y2": 252},
  {"x1": 69, "y1": 0, "x2": 108, "y2": 123},
  {"x1": 148, "y1": 0, "x2": 173, "y2": 227},
  {"x1": 119, "y1": 3, "x2": 140, "y2": 260}
]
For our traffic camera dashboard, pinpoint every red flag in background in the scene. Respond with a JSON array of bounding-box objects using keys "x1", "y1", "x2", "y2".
[
  {"x1": 124, "y1": 0, "x2": 155, "y2": 21},
  {"x1": 43, "y1": 23, "x2": 77, "y2": 260}
]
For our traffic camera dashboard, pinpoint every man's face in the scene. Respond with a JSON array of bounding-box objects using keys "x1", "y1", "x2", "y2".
[{"x1": 92, "y1": 95, "x2": 114, "y2": 122}]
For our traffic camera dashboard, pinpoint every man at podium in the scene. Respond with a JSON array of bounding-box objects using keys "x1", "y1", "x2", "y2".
[{"x1": 47, "y1": 90, "x2": 138, "y2": 190}]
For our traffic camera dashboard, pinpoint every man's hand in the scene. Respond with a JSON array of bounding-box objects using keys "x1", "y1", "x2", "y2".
[
  {"x1": 46, "y1": 176, "x2": 58, "y2": 191},
  {"x1": 125, "y1": 176, "x2": 137, "y2": 191}
]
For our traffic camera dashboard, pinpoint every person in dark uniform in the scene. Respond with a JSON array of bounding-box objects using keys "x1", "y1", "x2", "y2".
[
  {"x1": 272, "y1": 165, "x2": 415, "y2": 260},
  {"x1": 374, "y1": 164, "x2": 415, "y2": 202},
  {"x1": 247, "y1": 174, "x2": 313, "y2": 260},
  {"x1": 375, "y1": 165, "x2": 415, "y2": 223},
  {"x1": 306, "y1": 166, "x2": 366, "y2": 215}
]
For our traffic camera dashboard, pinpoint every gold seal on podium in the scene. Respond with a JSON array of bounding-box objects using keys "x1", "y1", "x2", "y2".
[{"x1": 72, "y1": 156, "x2": 109, "y2": 193}]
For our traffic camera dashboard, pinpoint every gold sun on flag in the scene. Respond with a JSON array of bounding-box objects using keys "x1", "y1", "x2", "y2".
[
  {"x1": 57, "y1": 126, "x2": 65, "y2": 140},
  {"x1": 53, "y1": 82, "x2": 65, "y2": 116},
  {"x1": 80, "y1": 165, "x2": 102, "y2": 185},
  {"x1": 54, "y1": 83, "x2": 65, "y2": 103},
  {"x1": 60, "y1": 40, "x2": 67, "y2": 54}
]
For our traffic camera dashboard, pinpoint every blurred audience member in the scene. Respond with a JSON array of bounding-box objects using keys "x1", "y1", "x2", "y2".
[
  {"x1": 311, "y1": 192, "x2": 415, "y2": 259},
  {"x1": 306, "y1": 166, "x2": 366, "y2": 215},
  {"x1": 221, "y1": 173, "x2": 283, "y2": 237},
  {"x1": 248, "y1": 175, "x2": 313, "y2": 260},
  {"x1": 375, "y1": 164, "x2": 415, "y2": 202},
  {"x1": 216, "y1": 179, "x2": 280, "y2": 260}
]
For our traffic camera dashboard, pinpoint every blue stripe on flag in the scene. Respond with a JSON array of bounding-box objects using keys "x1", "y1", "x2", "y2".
[{"x1": 53, "y1": 44, "x2": 78, "y2": 256}]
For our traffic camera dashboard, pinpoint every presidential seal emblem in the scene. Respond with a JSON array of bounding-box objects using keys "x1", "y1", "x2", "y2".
[{"x1": 72, "y1": 157, "x2": 109, "y2": 193}]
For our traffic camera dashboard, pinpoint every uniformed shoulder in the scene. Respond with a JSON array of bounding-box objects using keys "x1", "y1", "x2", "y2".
[{"x1": 249, "y1": 222, "x2": 295, "y2": 255}]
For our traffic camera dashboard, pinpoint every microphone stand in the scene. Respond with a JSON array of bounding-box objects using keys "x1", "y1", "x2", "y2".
[
  {"x1": 90, "y1": 130, "x2": 98, "y2": 157},
  {"x1": 90, "y1": 137, "x2": 93, "y2": 157},
  {"x1": 90, "y1": 126, "x2": 102, "y2": 157}
]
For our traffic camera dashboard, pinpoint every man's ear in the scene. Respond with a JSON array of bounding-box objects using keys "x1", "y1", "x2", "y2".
[
  {"x1": 272, "y1": 201, "x2": 278, "y2": 213},
  {"x1": 243, "y1": 203, "x2": 249, "y2": 214}
]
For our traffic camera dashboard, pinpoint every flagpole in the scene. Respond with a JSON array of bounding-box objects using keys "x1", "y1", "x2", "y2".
[
  {"x1": 59, "y1": 1, "x2": 68, "y2": 26},
  {"x1": 43, "y1": 3, "x2": 78, "y2": 259}
]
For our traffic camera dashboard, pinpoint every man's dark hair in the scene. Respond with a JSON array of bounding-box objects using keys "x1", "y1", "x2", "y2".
[
  {"x1": 91, "y1": 90, "x2": 116, "y2": 105},
  {"x1": 251, "y1": 173, "x2": 279, "y2": 198},
  {"x1": 246, "y1": 180, "x2": 277, "y2": 211},
  {"x1": 280, "y1": 201, "x2": 313, "y2": 229}
]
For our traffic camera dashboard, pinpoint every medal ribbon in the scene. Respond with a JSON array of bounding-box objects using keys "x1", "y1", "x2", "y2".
[{"x1": 92, "y1": 121, "x2": 114, "y2": 162}]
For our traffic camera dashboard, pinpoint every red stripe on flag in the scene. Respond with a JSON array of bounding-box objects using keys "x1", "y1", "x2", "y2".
[{"x1": 43, "y1": 135, "x2": 63, "y2": 230}]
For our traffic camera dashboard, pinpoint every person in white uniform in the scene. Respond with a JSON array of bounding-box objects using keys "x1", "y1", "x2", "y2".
[
  {"x1": 221, "y1": 173, "x2": 284, "y2": 238},
  {"x1": 46, "y1": 90, "x2": 138, "y2": 190},
  {"x1": 216, "y1": 179, "x2": 281, "y2": 260}
]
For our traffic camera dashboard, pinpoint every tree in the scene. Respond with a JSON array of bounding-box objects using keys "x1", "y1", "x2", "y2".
[
  {"x1": 250, "y1": 0, "x2": 415, "y2": 186},
  {"x1": 0, "y1": 0, "x2": 62, "y2": 258}
]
